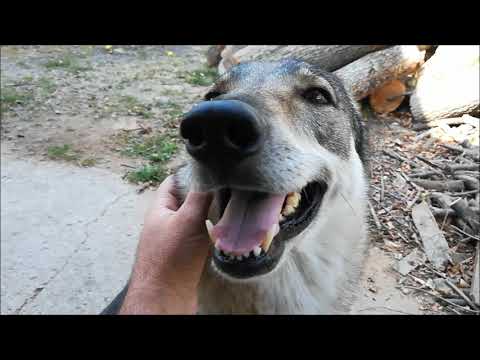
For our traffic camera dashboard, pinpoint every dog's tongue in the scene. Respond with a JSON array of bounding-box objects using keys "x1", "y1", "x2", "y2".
[{"x1": 212, "y1": 190, "x2": 285, "y2": 254}]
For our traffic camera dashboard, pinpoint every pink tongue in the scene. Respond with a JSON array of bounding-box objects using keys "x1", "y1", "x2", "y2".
[{"x1": 212, "y1": 190, "x2": 286, "y2": 254}]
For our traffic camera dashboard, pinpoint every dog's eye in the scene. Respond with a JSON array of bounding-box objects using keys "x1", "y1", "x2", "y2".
[
  {"x1": 301, "y1": 87, "x2": 331, "y2": 105},
  {"x1": 204, "y1": 91, "x2": 222, "y2": 101}
]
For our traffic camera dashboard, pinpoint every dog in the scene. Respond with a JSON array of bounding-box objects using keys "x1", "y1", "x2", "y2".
[{"x1": 173, "y1": 59, "x2": 370, "y2": 314}]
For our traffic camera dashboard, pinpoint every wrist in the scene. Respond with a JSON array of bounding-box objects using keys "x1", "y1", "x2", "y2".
[{"x1": 120, "y1": 285, "x2": 197, "y2": 315}]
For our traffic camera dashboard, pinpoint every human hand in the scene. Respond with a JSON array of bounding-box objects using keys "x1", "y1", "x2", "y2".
[{"x1": 120, "y1": 175, "x2": 213, "y2": 314}]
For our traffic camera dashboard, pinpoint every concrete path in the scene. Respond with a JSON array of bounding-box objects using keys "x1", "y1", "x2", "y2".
[
  {"x1": 1, "y1": 155, "x2": 155, "y2": 314},
  {"x1": 1, "y1": 156, "x2": 424, "y2": 314}
]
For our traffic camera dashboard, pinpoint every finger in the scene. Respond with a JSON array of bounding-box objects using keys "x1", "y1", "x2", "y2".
[
  {"x1": 152, "y1": 175, "x2": 180, "y2": 213},
  {"x1": 178, "y1": 191, "x2": 214, "y2": 225}
]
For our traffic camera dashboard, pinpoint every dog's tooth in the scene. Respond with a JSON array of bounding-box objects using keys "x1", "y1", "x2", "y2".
[
  {"x1": 205, "y1": 220, "x2": 216, "y2": 245},
  {"x1": 282, "y1": 204, "x2": 295, "y2": 216},
  {"x1": 261, "y1": 224, "x2": 279, "y2": 252},
  {"x1": 253, "y1": 246, "x2": 262, "y2": 257},
  {"x1": 236, "y1": 255, "x2": 243, "y2": 261},
  {"x1": 286, "y1": 192, "x2": 301, "y2": 208},
  {"x1": 243, "y1": 251, "x2": 250, "y2": 258}
]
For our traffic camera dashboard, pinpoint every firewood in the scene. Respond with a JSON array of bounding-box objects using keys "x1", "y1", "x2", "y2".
[
  {"x1": 450, "y1": 198, "x2": 480, "y2": 233},
  {"x1": 454, "y1": 174, "x2": 479, "y2": 190},
  {"x1": 440, "y1": 143, "x2": 480, "y2": 161},
  {"x1": 410, "y1": 46, "x2": 480, "y2": 123},
  {"x1": 411, "y1": 179, "x2": 465, "y2": 192},
  {"x1": 218, "y1": 45, "x2": 389, "y2": 74},
  {"x1": 217, "y1": 45, "x2": 425, "y2": 102},
  {"x1": 431, "y1": 208, "x2": 456, "y2": 217},
  {"x1": 369, "y1": 79, "x2": 407, "y2": 114},
  {"x1": 412, "y1": 115, "x2": 480, "y2": 131},
  {"x1": 335, "y1": 45, "x2": 425, "y2": 100}
]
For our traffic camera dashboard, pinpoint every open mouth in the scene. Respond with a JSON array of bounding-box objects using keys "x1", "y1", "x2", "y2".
[{"x1": 206, "y1": 181, "x2": 328, "y2": 279}]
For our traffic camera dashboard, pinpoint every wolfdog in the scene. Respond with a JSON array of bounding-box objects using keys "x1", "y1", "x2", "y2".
[
  {"x1": 174, "y1": 59, "x2": 370, "y2": 314},
  {"x1": 101, "y1": 59, "x2": 369, "y2": 315}
]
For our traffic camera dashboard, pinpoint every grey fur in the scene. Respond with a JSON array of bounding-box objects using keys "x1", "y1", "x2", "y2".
[{"x1": 173, "y1": 59, "x2": 370, "y2": 314}]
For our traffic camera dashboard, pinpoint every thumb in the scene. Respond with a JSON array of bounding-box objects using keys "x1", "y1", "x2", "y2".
[
  {"x1": 151, "y1": 175, "x2": 180, "y2": 214},
  {"x1": 178, "y1": 191, "x2": 214, "y2": 226}
]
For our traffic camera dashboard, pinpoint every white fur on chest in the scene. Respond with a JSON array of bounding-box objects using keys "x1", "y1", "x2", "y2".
[{"x1": 197, "y1": 146, "x2": 369, "y2": 314}]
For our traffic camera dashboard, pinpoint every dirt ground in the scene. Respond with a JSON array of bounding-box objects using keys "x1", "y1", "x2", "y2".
[
  {"x1": 1, "y1": 45, "x2": 208, "y2": 174},
  {"x1": 3, "y1": 45, "x2": 476, "y2": 314}
]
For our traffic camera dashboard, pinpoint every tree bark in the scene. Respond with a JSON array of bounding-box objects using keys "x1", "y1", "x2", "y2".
[
  {"x1": 218, "y1": 45, "x2": 389, "y2": 74},
  {"x1": 410, "y1": 45, "x2": 480, "y2": 123},
  {"x1": 334, "y1": 45, "x2": 425, "y2": 100}
]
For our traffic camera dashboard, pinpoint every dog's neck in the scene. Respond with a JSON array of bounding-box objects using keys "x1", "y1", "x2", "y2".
[{"x1": 197, "y1": 155, "x2": 369, "y2": 314}]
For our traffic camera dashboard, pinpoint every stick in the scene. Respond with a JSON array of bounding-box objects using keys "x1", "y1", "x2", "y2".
[
  {"x1": 368, "y1": 201, "x2": 382, "y2": 230},
  {"x1": 440, "y1": 143, "x2": 480, "y2": 161},
  {"x1": 383, "y1": 149, "x2": 418, "y2": 168},
  {"x1": 400, "y1": 172, "x2": 424, "y2": 192},
  {"x1": 410, "y1": 170, "x2": 445, "y2": 178},
  {"x1": 370, "y1": 185, "x2": 406, "y2": 201},
  {"x1": 411, "y1": 179, "x2": 465, "y2": 192},
  {"x1": 450, "y1": 225, "x2": 480, "y2": 242},
  {"x1": 451, "y1": 198, "x2": 480, "y2": 233},
  {"x1": 400, "y1": 286, "x2": 480, "y2": 314},
  {"x1": 380, "y1": 171, "x2": 385, "y2": 202},
  {"x1": 444, "y1": 164, "x2": 479, "y2": 172},
  {"x1": 354, "y1": 306, "x2": 415, "y2": 315},
  {"x1": 416, "y1": 155, "x2": 446, "y2": 171},
  {"x1": 454, "y1": 174, "x2": 479, "y2": 190},
  {"x1": 446, "y1": 189, "x2": 479, "y2": 196},
  {"x1": 445, "y1": 279, "x2": 480, "y2": 311},
  {"x1": 406, "y1": 191, "x2": 421, "y2": 211},
  {"x1": 431, "y1": 208, "x2": 456, "y2": 217}
]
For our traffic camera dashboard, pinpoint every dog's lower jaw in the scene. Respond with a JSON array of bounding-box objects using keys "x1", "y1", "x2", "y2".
[{"x1": 196, "y1": 152, "x2": 369, "y2": 314}]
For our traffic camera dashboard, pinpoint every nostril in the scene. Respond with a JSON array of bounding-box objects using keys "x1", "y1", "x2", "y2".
[
  {"x1": 225, "y1": 121, "x2": 260, "y2": 151},
  {"x1": 187, "y1": 132, "x2": 204, "y2": 147},
  {"x1": 180, "y1": 119, "x2": 205, "y2": 148}
]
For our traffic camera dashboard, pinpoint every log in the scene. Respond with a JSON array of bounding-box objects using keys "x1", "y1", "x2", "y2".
[
  {"x1": 218, "y1": 45, "x2": 389, "y2": 74},
  {"x1": 454, "y1": 174, "x2": 479, "y2": 190},
  {"x1": 444, "y1": 164, "x2": 480, "y2": 173},
  {"x1": 440, "y1": 143, "x2": 480, "y2": 161},
  {"x1": 410, "y1": 45, "x2": 480, "y2": 123},
  {"x1": 431, "y1": 208, "x2": 456, "y2": 217},
  {"x1": 334, "y1": 45, "x2": 425, "y2": 100},
  {"x1": 412, "y1": 114, "x2": 480, "y2": 131},
  {"x1": 451, "y1": 198, "x2": 480, "y2": 233},
  {"x1": 430, "y1": 192, "x2": 454, "y2": 209},
  {"x1": 369, "y1": 79, "x2": 407, "y2": 114},
  {"x1": 217, "y1": 45, "x2": 425, "y2": 102},
  {"x1": 411, "y1": 179, "x2": 465, "y2": 192}
]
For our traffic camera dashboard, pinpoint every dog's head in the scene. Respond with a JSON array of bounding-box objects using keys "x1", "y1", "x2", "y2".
[{"x1": 177, "y1": 59, "x2": 367, "y2": 281}]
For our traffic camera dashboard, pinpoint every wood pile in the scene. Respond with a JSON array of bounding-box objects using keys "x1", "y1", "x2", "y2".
[
  {"x1": 370, "y1": 116, "x2": 479, "y2": 314},
  {"x1": 209, "y1": 45, "x2": 426, "y2": 107}
]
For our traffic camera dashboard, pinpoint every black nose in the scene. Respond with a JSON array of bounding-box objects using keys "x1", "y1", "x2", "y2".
[{"x1": 180, "y1": 100, "x2": 263, "y2": 164}]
